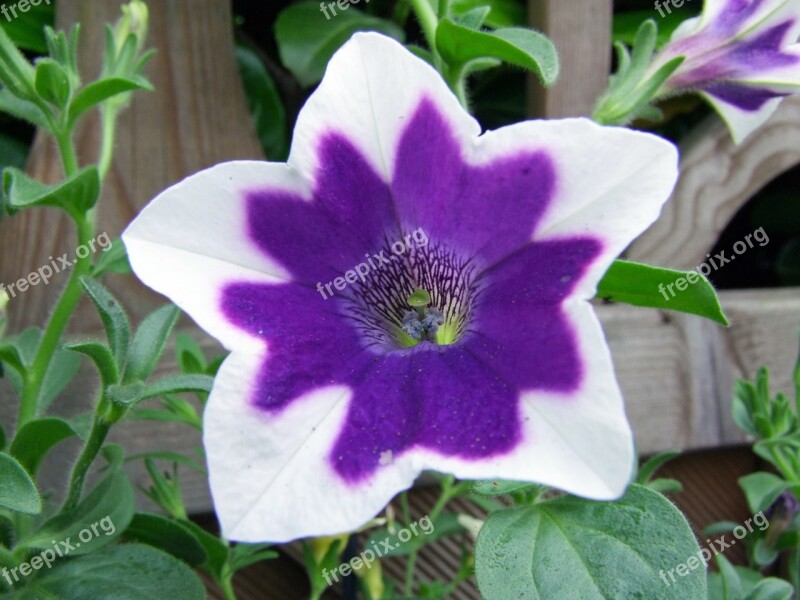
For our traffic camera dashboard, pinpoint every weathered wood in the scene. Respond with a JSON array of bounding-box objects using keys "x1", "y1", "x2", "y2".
[
  {"x1": 0, "y1": 0, "x2": 264, "y2": 334},
  {"x1": 528, "y1": 0, "x2": 613, "y2": 118},
  {"x1": 601, "y1": 289, "x2": 800, "y2": 453},
  {"x1": 628, "y1": 96, "x2": 800, "y2": 269}
]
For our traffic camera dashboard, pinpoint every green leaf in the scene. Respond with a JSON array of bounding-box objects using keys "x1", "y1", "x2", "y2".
[
  {"x1": 80, "y1": 277, "x2": 131, "y2": 362},
  {"x1": 91, "y1": 237, "x2": 131, "y2": 277},
  {"x1": 141, "y1": 374, "x2": 214, "y2": 401},
  {"x1": 130, "y1": 405, "x2": 202, "y2": 430},
  {"x1": 647, "y1": 478, "x2": 683, "y2": 494},
  {"x1": 0, "y1": 452, "x2": 40, "y2": 515},
  {"x1": 0, "y1": 342, "x2": 24, "y2": 376},
  {"x1": 236, "y1": 44, "x2": 288, "y2": 161},
  {"x1": 34, "y1": 58, "x2": 71, "y2": 109},
  {"x1": 67, "y1": 76, "x2": 152, "y2": 126},
  {"x1": 123, "y1": 513, "x2": 207, "y2": 567},
  {"x1": 455, "y1": 6, "x2": 492, "y2": 30},
  {"x1": 9, "y1": 417, "x2": 76, "y2": 476},
  {"x1": 175, "y1": 333, "x2": 206, "y2": 374},
  {"x1": 2, "y1": 543, "x2": 205, "y2": 600},
  {"x1": 436, "y1": 20, "x2": 559, "y2": 85},
  {"x1": 0, "y1": 21, "x2": 36, "y2": 100},
  {"x1": 6, "y1": 327, "x2": 39, "y2": 366},
  {"x1": 451, "y1": 0, "x2": 526, "y2": 28},
  {"x1": 596, "y1": 259, "x2": 729, "y2": 325},
  {"x1": 708, "y1": 561, "x2": 765, "y2": 600},
  {"x1": 229, "y1": 543, "x2": 278, "y2": 572},
  {"x1": 3, "y1": 166, "x2": 100, "y2": 220},
  {"x1": 364, "y1": 512, "x2": 461, "y2": 557},
  {"x1": 715, "y1": 554, "x2": 743, "y2": 600},
  {"x1": 0, "y1": 132, "x2": 28, "y2": 216},
  {"x1": 733, "y1": 379, "x2": 761, "y2": 438},
  {"x1": 21, "y1": 470, "x2": 134, "y2": 555},
  {"x1": 738, "y1": 472, "x2": 790, "y2": 514},
  {"x1": 180, "y1": 519, "x2": 230, "y2": 580},
  {"x1": 125, "y1": 450, "x2": 204, "y2": 473},
  {"x1": 636, "y1": 450, "x2": 680, "y2": 484},
  {"x1": 38, "y1": 347, "x2": 81, "y2": 413},
  {"x1": 106, "y1": 381, "x2": 146, "y2": 408},
  {"x1": 474, "y1": 484, "x2": 706, "y2": 599},
  {"x1": 65, "y1": 341, "x2": 118, "y2": 387},
  {"x1": 752, "y1": 537, "x2": 780, "y2": 568},
  {"x1": 744, "y1": 577, "x2": 795, "y2": 600},
  {"x1": 124, "y1": 304, "x2": 180, "y2": 383},
  {"x1": 471, "y1": 479, "x2": 537, "y2": 496},
  {"x1": 275, "y1": 2, "x2": 405, "y2": 87},
  {"x1": 613, "y1": 9, "x2": 697, "y2": 48},
  {"x1": 0, "y1": 89, "x2": 47, "y2": 128}
]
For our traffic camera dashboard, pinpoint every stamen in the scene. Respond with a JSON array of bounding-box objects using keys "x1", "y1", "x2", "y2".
[{"x1": 339, "y1": 237, "x2": 478, "y2": 351}]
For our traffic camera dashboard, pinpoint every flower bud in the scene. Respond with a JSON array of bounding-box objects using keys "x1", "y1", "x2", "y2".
[{"x1": 114, "y1": 0, "x2": 149, "y2": 57}]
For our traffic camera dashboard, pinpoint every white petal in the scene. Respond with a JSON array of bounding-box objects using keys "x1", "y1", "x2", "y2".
[
  {"x1": 205, "y1": 352, "x2": 419, "y2": 542},
  {"x1": 702, "y1": 91, "x2": 784, "y2": 143},
  {"x1": 288, "y1": 32, "x2": 480, "y2": 184},
  {"x1": 471, "y1": 118, "x2": 680, "y2": 301},
  {"x1": 122, "y1": 162, "x2": 307, "y2": 353}
]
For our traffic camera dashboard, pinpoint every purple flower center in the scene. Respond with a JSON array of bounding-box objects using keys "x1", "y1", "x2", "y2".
[{"x1": 341, "y1": 240, "x2": 479, "y2": 351}]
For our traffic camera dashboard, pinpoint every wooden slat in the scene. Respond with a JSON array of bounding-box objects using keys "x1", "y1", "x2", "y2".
[
  {"x1": 528, "y1": 0, "x2": 613, "y2": 118},
  {"x1": 628, "y1": 96, "x2": 800, "y2": 269},
  {"x1": 601, "y1": 288, "x2": 800, "y2": 454}
]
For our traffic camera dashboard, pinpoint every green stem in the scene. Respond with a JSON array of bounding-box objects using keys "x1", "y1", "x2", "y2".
[
  {"x1": 404, "y1": 549, "x2": 418, "y2": 596},
  {"x1": 97, "y1": 105, "x2": 118, "y2": 182},
  {"x1": 403, "y1": 476, "x2": 465, "y2": 596},
  {"x1": 18, "y1": 216, "x2": 95, "y2": 428},
  {"x1": 220, "y1": 573, "x2": 237, "y2": 600},
  {"x1": 445, "y1": 64, "x2": 469, "y2": 109},
  {"x1": 54, "y1": 130, "x2": 79, "y2": 177},
  {"x1": 408, "y1": 0, "x2": 438, "y2": 53},
  {"x1": 771, "y1": 448, "x2": 800, "y2": 485},
  {"x1": 61, "y1": 411, "x2": 111, "y2": 512}
]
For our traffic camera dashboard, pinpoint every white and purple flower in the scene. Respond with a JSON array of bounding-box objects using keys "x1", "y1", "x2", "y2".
[
  {"x1": 655, "y1": 0, "x2": 800, "y2": 142},
  {"x1": 122, "y1": 33, "x2": 678, "y2": 542}
]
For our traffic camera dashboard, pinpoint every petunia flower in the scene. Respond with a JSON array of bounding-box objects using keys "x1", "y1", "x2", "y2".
[
  {"x1": 122, "y1": 33, "x2": 678, "y2": 543},
  {"x1": 653, "y1": 0, "x2": 800, "y2": 143}
]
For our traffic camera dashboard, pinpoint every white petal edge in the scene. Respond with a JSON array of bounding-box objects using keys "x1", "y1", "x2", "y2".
[
  {"x1": 288, "y1": 32, "x2": 480, "y2": 185},
  {"x1": 122, "y1": 162, "x2": 308, "y2": 353},
  {"x1": 702, "y1": 91, "x2": 784, "y2": 143},
  {"x1": 470, "y1": 118, "x2": 680, "y2": 302}
]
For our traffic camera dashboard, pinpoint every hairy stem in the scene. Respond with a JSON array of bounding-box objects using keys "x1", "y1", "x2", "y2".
[
  {"x1": 61, "y1": 411, "x2": 111, "y2": 512},
  {"x1": 18, "y1": 216, "x2": 94, "y2": 428}
]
